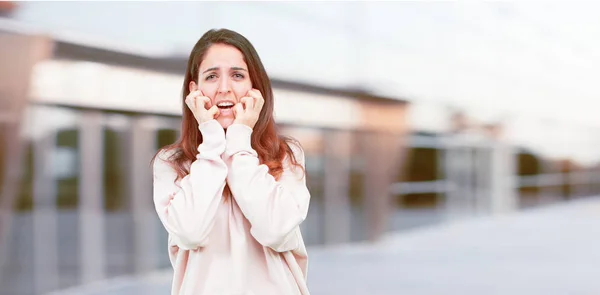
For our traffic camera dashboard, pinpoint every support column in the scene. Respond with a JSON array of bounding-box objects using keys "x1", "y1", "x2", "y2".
[
  {"x1": 78, "y1": 110, "x2": 106, "y2": 284},
  {"x1": 32, "y1": 132, "x2": 59, "y2": 294},
  {"x1": 489, "y1": 142, "x2": 518, "y2": 215},
  {"x1": 129, "y1": 116, "x2": 159, "y2": 274},
  {"x1": 474, "y1": 142, "x2": 492, "y2": 215},
  {"x1": 362, "y1": 132, "x2": 405, "y2": 242},
  {"x1": 444, "y1": 136, "x2": 473, "y2": 220}
]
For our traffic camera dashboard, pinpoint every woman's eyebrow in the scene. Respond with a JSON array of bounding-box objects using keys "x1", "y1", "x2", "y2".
[{"x1": 202, "y1": 66, "x2": 247, "y2": 74}]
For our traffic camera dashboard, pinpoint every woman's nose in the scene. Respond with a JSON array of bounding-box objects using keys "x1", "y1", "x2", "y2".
[{"x1": 218, "y1": 77, "x2": 231, "y2": 94}]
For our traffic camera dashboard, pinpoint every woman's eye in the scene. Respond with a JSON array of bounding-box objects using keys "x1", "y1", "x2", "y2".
[
  {"x1": 205, "y1": 74, "x2": 217, "y2": 80},
  {"x1": 233, "y1": 73, "x2": 245, "y2": 79}
]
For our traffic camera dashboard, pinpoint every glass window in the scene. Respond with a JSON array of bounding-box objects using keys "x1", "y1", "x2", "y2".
[
  {"x1": 103, "y1": 113, "x2": 132, "y2": 212},
  {"x1": 15, "y1": 140, "x2": 33, "y2": 211},
  {"x1": 55, "y1": 128, "x2": 79, "y2": 209},
  {"x1": 517, "y1": 150, "x2": 541, "y2": 207},
  {"x1": 156, "y1": 128, "x2": 178, "y2": 150},
  {"x1": 399, "y1": 147, "x2": 440, "y2": 208},
  {"x1": 348, "y1": 130, "x2": 366, "y2": 242}
]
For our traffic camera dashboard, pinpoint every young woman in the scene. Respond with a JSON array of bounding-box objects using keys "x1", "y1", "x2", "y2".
[{"x1": 152, "y1": 28, "x2": 311, "y2": 295}]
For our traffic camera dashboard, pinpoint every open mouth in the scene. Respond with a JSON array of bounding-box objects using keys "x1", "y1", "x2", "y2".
[{"x1": 217, "y1": 102, "x2": 234, "y2": 109}]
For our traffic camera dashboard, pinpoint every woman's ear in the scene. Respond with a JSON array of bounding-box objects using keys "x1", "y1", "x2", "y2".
[{"x1": 189, "y1": 81, "x2": 198, "y2": 93}]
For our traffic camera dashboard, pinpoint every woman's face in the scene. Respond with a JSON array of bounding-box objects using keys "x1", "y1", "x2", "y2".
[{"x1": 189, "y1": 43, "x2": 252, "y2": 129}]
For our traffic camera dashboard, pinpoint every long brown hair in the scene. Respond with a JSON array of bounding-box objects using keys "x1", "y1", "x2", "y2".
[{"x1": 153, "y1": 28, "x2": 302, "y2": 182}]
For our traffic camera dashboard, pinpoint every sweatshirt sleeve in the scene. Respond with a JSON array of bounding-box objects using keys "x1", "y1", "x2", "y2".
[
  {"x1": 153, "y1": 119, "x2": 228, "y2": 250},
  {"x1": 224, "y1": 123, "x2": 311, "y2": 252}
]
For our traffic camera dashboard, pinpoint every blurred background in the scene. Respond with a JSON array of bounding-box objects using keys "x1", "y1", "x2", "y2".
[{"x1": 1, "y1": 1, "x2": 600, "y2": 295}]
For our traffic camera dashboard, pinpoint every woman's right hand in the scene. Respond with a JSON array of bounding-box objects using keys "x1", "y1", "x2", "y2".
[{"x1": 185, "y1": 90, "x2": 220, "y2": 124}]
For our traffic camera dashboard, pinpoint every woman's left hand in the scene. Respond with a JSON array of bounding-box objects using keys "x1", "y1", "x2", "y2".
[{"x1": 233, "y1": 89, "x2": 265, "y2": 129}]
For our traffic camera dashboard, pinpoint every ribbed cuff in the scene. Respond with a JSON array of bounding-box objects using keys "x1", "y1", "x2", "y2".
[
  {"x1": 197, "y1": 120, "x2": 226, "y2": 155},
  {"x1": 225, "y1": 123, "x2": 257, "y2": 157}
]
